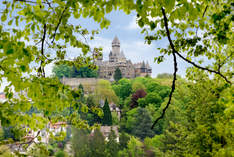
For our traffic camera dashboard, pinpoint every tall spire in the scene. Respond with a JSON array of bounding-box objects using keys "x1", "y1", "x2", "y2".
[
  {"x1": 112, "y1": 35, "x2": 120, "y2": 45},
  {"x1": 146, "y1": 61, "x2": 149, "y2": 68},
  {"x1": 120, "y1": 50, "x2": 125, "y2": 58},
  {"x1": 141, "y1": 61, "x2": 146, "y2": 68},
  {"x1": 111, "y1": 36, "x2": 120, "y2": 58}
]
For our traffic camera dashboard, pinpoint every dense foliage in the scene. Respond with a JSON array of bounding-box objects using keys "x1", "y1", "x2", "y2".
[
  {"x1": 53, "y1": 64, "x2": 98, "y2": 79},
  {"x1": 114, "y1": 67, "x2": 122, "y2": 82},
  {"x1": 0, "y1": 0, "x2": 233, "y2": 156}
]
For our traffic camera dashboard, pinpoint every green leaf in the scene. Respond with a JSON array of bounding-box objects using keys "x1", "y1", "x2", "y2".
[
  {"x1": 8, "y1": 19, "x2": 13, "y2": 25},
  {"x1": 165, "y1": 0, "x2": 175, "y2": 12},
  {"x1": 23, "y1": 48, "x2": 29, "y2": 56},
  {"x1": 20, "y1": 65, "x2": 26, "y2": 72},
  {"x1": 150, "y1": 21, "x2": 156, "y2": 30},
  {"x1": 1, "y1": 14, "x2": 7, "y2": 22},
  {"x1": 138, "y1": 18, "x2": 144, "y2": 28},
  {"x1": 6, "y1": 48, "x2": 14, "y2": 55}
]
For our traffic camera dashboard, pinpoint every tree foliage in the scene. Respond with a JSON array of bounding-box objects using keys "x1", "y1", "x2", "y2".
[
  {"x1": 112, "y1": 78, "x2": 132, "y2": 100},
  {"x1": 71, "y1": 128, "x2": 120, "y2": 157},
  {"x1": 53, "y1": 65, "x2": 98, "y2": 79},
  {"x1": 102, "y1": 99, "x2": 112, "y2": 126},
  {"x1": 106, "y1": 128, "x2": 119, "y2": 157},
  {"x1": 52, "y1": 64, "x2": 71, "y2": 79},
  {"x1": 0, "y1": 0, "x2": 233, "y2": 155},
  {"x1": 0, "y1": 0, "x2": 114, "y2": 145},
  {"x1": 95, "y1": 79, "x2": 119, "y2": 104},
  {"x1": 114, "y1": 67, "x2": 122, "y2": 82},
  {"x1": 131, "y1": 108, "x2": 154, "y2": 140},
  {"x1": 155, "y1": 74, "x2": 234, "y2": 156},
  {"x1": 131, "y1": 89, "x2": 147, "y2": 108}
]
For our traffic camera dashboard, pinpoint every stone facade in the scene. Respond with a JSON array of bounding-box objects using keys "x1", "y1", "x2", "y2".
[
  {"x1": 61, "y1": 77, "x2": 99, "y2": 94},
  {"x1": 96, "y1": 36, "x2": 152, "y2": 80}
]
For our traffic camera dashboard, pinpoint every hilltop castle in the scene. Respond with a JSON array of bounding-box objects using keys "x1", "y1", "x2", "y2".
[{"x1": 96, "y1": 36, "x2": 152, "y2": 80}]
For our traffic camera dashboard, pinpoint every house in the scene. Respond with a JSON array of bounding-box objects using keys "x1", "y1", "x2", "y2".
[{"x1": 91, "y1": 126, "x2": 119, "y2": 142}]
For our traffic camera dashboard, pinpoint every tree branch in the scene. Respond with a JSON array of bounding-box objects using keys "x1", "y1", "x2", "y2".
[
  {"x1": 19, "y1": 131, "x2": 41, "y2": 150},
  {"x1": 151, "y1": 7, "x2": 178, "y2": 129},
  {"x1": 202, "y1": 5, "x2": 208, "y2": 18},
  {"x1": 162, "y1": 7, "x2": 231, "y2": 84},
  {"x1": 174, "y1": 51, "x2": 231, "y2": 84},
  {"x1": 217, "y1": 54, "x2": 232, "y2": 72},
  {"x1": 38, "y1": 24, "x2": 46, "y2": 77},
  {"x1": 152, "y1": 6, "x2": 231, "y2": 129},
  {"x1": 51, "y1": 6, "x2": 68, "y2": 43},
  {"x1": 14, "y1": 0, "x2": 46, "y2": 4},
  {"x1": 15, "y1": 0, "x2": 55, "y2": 13}
]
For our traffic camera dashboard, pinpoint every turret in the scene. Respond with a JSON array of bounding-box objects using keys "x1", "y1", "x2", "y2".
[
  {"x1": 112, "y1": 36, "x2": 120, "y2": 56},
  {"x1": 146, "y1": 61, "x2": 152, "y2": 73},
  {"x1": 140, "y1": 61, "x2": 146, "y2": 73},
  {"x1": 112, "y1": 36, "x2": 120, "y2": 47}
]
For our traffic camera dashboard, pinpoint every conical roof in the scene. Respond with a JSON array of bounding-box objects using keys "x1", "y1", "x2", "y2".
[
  {"x1": 112, "y1": 36, "x2": 120, "y2": 44},
  {"x1": 120, "y1": 50, "x2": 125, "y2": 58},
  {"x1": 141, "y1": 61, "x2": 146, "y2": 68},
  {"x1": 146, "y1": 61, "x2": 150, "y2": 68}
]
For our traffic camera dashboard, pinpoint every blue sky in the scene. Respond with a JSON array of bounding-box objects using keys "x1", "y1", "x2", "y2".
[{"x1": 45, "y1": 10, "x2": 190, "y2": 78}]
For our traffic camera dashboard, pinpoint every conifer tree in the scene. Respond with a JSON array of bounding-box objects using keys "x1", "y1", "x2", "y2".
[
  {"x1": 114, "y1": 67, "x2": 122, "y2": 82},
  {"x1": 89, "y1": 129, "x2": 107, "y2": 157},
  {"x1": 106, "y1": 128, "x2": 119, "y2": 157},
  {"x1": 119, "y1": 132, "x2": 130, "y2": 150},
  {"x1": 102, "y1": 99, "x2": 112, "y2": 126},
  {"x1": 78, "y1": 83, "x2": 84, "y2": 99},
  {"x1": 131, "y1": 108, "x2": 154, "y2": 140}
]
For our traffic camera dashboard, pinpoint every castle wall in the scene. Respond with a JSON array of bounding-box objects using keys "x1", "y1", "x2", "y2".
[{"x1": 61, "y1": 78, "x2": 99, "y2": 93}]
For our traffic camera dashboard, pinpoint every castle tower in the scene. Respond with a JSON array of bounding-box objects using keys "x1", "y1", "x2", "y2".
[
  {"x1": 112, "y1": 36, "x2": 120, "y2": 55},
  {"x1": 109, "y1": 36, "x2": 120, "y2": 62}
]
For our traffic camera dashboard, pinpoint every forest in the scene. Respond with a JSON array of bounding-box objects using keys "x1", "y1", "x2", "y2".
[{"x1": 0, "y1": 0, "x2": 233, "y2": 157}]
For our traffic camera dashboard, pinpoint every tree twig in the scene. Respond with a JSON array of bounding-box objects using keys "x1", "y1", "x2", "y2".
[
  {"x1": 196, "y1": 5, "x2": 208, "y2": 37},
  {"x1": 217, "y1": 54, "x2": 232, "y2": 72}
]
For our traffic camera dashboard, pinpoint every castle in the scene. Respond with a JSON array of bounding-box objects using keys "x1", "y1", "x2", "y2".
[{"x1": 96, "y1": 36, "x2": 152, "y2": 80}]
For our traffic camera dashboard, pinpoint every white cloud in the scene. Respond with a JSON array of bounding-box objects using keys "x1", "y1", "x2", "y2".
[
  {"x1": 90, "y1": 36, "x2": 112, "y2": 60},
  {"x1": 125, "y1": 17, "x2": 140, "y2": 30},
  {"x1": 45, "y1": 63, "x2": 54, "y2": 77}
]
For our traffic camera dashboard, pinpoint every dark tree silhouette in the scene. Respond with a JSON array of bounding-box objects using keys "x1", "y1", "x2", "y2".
[
  {"x1": 102, "y1": 99, "x2": 112, "y2": 126},
  {"x1": 114, "y1": 67, "x2": 122, "y2": 82}
]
